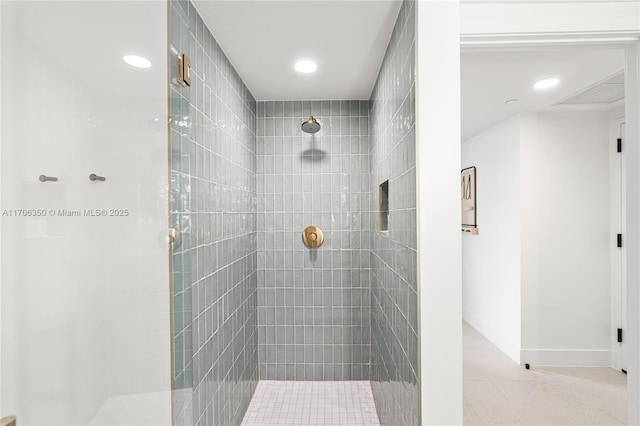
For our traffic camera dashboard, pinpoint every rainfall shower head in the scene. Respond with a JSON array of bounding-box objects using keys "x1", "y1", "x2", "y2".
[{"x1": 301, "y1": 116, "x2": 321, "y2": 134}]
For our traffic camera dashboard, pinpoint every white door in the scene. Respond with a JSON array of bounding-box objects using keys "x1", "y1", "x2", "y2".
[{"x1": 620, "y1": 122, "x2": 627, "y2": 373}]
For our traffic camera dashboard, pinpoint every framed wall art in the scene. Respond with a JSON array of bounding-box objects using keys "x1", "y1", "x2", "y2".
[{"x1": 461, "y1": 166, "x2": 477, "y2": 234}]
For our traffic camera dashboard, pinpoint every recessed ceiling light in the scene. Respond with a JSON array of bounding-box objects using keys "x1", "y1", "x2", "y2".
[
  {"x1": 123, "y1": 55, "x2": 151, "y2": 69},
  {"x1": 504, "y1": 99, "x2": 519, "y2": 105},
  {"x1": 534, "y1": 77, "x2": 559, "y2": 90},
  {"x1": 295, "y1": 60, "x2": 317, "y2": 73}
]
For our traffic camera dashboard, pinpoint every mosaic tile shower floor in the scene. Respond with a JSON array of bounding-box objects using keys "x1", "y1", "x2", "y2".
[{"x1": 241, "y1": 381, "x2": 380, "y2": 426}]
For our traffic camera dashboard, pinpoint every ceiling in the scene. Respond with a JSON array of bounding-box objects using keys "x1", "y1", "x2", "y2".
[
  {"x1": 8, "y1": 2, "x2": 626, "y2": 137},
  {"x1": 461, "y1": 49, "x2": 625, "y2": 141},
  {"x1": 193, "y1": 0, "x2": 402, "y2": 101},
  {"x1": 558, "y1": 72, "x2": 625, "y2": 105}
]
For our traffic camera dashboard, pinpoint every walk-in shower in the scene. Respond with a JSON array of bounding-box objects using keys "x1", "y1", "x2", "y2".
[{"x1": 169, "y1": 0, "x2": 418, "y2": 423}]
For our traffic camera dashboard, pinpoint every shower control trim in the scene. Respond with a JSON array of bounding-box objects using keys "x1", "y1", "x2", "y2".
[{"x1": 302, "y1": 225, "x2": 324, "y2": 248}]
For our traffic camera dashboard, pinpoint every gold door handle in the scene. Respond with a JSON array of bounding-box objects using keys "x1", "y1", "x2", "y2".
[{"x1": 1, "y1": 416, "x2": 16, "y2": 426}]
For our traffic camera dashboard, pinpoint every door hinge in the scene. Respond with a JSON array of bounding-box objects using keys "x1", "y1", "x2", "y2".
[
  {"x1": 617, "y1": 138, "x2": 622, "y2": 153},
  {"x1": 618, "y1": 328, "x2": 623, "y2": 343},
  {"x1": 178, "y1": 53, "x2": 191, "y2": 87},
  {"x1": 617, "y1": 234, "x2": 623, "y2": 248}
]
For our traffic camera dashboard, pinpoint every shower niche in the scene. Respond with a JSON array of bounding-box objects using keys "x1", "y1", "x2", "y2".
[{"x1": 379, "y1": 180, "x2": 389, "y2": 233}]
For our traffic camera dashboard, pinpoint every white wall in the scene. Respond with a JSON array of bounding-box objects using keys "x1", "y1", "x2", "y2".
[
  {"x1": 463, "y1": 110, "x2": 613, "y2": 366},
  {"x1": 0, "y1": 2, "x2": 3, "y2": 417},
  {"x1": 462, "y1": 115, "x2": 521, "y2": 363},
  {"x1": 1, "y1": 2, "x2": 171, "y2": 425},
  {"x1": 416, "y1": 1, "x2": 462, "y2": 424},
  {"x1": 520, "y1": 111, "x2": 612, "y2": 365}
]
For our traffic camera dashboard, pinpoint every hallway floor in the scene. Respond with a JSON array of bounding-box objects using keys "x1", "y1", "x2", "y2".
[
  {"x1": 464, "y1": 322, "x2": 628, "y2": 425},
  {"x1": 241, "y1": 381, "x2": 380, "y2": 426}
]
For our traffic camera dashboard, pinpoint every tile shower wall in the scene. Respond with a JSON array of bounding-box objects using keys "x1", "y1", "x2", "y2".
[
  {"x1": 256, "y1": 101, "x2": 371, "y2": 381},
  {"x1": 368, "y1": 0, "x2": 418, "y2": 425},
  {"x1": 170, "y1": 1, "x2": 258, "y2": 425}
]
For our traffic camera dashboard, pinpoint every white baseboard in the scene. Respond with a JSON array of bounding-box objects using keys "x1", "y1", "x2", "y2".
[
  {"x1": 520, "y1": 349, "x2": 611, "y2": 366},
  {"x1": 463, "y1": 308, "x2": 520, "y2": 364}
]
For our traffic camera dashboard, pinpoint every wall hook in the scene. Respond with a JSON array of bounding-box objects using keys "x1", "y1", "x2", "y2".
[{"x1": 39, "y1": 175, "x2": 58, "y2": 182}]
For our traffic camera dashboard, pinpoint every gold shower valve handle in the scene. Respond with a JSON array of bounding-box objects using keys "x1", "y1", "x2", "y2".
[{"x1": 302, "y1": 225, "x2": 323, "y2": 248}]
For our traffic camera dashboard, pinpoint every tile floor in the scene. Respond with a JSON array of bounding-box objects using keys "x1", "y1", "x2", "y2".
[
  {"x1": 241, "y1": 325, "x2": 626, "y2": 425},
  {"x1": 241, "y1": 381, "x2": 380, "y2": 426},
  {"x1": 464, "y1": 322, "x2": 628, "y2": 425}
]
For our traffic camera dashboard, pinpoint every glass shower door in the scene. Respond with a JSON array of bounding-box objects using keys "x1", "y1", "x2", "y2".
[
  {"x1": 0, "y1": 2, "x2": 172, "y2": 424},
  {"x1": 168, "y1": 3, "x2": 194, "y2": 424}
]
